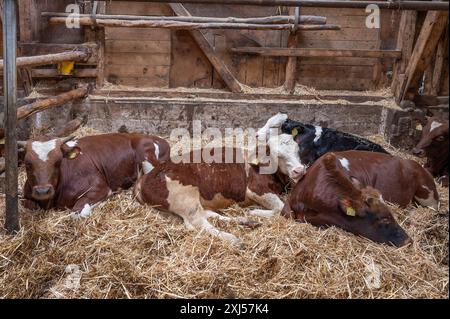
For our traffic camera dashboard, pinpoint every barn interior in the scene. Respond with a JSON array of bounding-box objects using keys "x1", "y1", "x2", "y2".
[{"x1": 0, "y1": 0, "x2": 449, "y2": 299}]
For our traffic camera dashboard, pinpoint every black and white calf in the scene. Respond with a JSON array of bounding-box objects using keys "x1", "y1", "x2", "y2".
[{"x1": 257, "y1": 113, "x2": 389, "y2": 166}]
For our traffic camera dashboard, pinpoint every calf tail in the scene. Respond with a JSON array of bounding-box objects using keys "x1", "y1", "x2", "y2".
[{"x1": 322, "y1": 153, "x2": 361, "y2": 198}]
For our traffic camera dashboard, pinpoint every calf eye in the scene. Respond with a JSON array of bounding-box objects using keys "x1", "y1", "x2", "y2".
[{"x1": 435, "y1": 136, "x2": 445, "y2": 142}]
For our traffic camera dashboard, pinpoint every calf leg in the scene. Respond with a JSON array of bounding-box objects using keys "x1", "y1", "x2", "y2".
[
  {"x1": 246, "y1": 188, "x2": 285, "y2": 218},
  {"x1": 70, "y1": 185, "x2": 111, "y2": 219},
  {"x1": 205, "y1": 210, "x2": 261, "y2": 229}
]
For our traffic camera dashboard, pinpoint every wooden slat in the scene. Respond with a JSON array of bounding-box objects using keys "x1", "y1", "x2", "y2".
[
  {"x1": 399, "y1": 10, "x2": 448, "y2": 102},
  {"x1": 284, "y1": 32, "x2": 298, "y2": 93},
  {"x1": 105, "y1": 40, "x2": 170, "y2": 53},
  {"x1": 431, "y1": 27, "x2": 448, "y2": 96},
  {"x1": 169, "y1": 3, "x2": 243, "y2": 93},
  {"x1": 105, "y1": 27, "x2": 170, "y2": 41},
  {"x1": 232, "y1": 47, "x2": 402, "y2": 58},
  {"x1": 31, "y1": 68, "x2": 97, "y2": 78},
  {"x1": 392, "y1": 10, "x2": 417, "y2": 97}
]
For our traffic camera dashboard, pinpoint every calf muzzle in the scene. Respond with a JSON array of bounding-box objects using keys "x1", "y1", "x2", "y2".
[
  {"x1": 32, "y1": 184, "x2": 55, "y2": 201},
  {"x1": 412, "y1": 148, "x2": 425, "y2": 158}
]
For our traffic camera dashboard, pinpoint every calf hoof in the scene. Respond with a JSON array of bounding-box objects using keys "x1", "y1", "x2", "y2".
[{"x1": 240, "y1": 220, "x2": 262, "y2": 229}]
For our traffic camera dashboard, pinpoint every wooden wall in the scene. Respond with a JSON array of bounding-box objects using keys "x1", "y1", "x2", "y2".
[
  {"x1": 1, "y1": 1, "x2": 413, "y2": 92},
  {"x1": 105, "y1": 2, "x2": 172, "y2": 87},
  {"x1": 101, "y1": 2, "x2": 399, "y2": 91}
]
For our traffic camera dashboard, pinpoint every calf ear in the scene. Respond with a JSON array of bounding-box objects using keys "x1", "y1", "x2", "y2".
[
  {"x1": 350, "y1": 176, "x2": 362, "y2": 190},
  {"x1": 61, "y1": 144, "x2": 81, "y2": 160},
  {"x1": 338, "y1": 197, "x2": 357, "y2": 217}
]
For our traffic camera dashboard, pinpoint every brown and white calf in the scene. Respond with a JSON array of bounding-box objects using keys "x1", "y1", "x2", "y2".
[
  {"x1": 412, "y1": 117, "x2": 449, "y2": 187},
  {"x1": 22, "y1": 133, "x2": 170, "y2": 217},
  {"x1": 308, "y1": 150, "x2": 439, "y2": 210},
  {"x1": 134, "y1": 134, "x2": 306, "y2": 244},
  {"x1": 282, "y1": 152, "x2": 412, "y2": 247}
]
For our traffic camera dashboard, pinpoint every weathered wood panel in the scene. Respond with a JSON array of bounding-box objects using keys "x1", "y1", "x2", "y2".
[{"x1": 104, "y1": 1, "x2": 171, "y2": 87}]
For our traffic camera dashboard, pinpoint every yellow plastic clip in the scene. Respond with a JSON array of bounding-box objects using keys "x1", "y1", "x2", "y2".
[{"x1": 58, "y1": 61, "x2": 75, "y2": 76}]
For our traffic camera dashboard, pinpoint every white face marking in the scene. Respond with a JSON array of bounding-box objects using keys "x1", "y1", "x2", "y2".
[
  {"x1": 31, "y1": 139, "x2": 57, "y2": 162},
  {"x1": 415, "y1": 186, "x2": 439, "y2": 210},
  {"x1": 142, "y1": 160, "x2": 154, "y2": 174},
  {"x1": 257, "y1": 113, "x2": 288, "y2": 139},
  {"x1": 268, "y1": 134, "x2": 305, "y2": 180},
  {"x1": 314, "y1": 126, "x2": 323, "y2": 143},
  {"x1": 153, "y1": 142, "x2": 160, "y2": 160},
  {"x1": 379, "y1": 195, "x2": 385, "y2": 204},
  {"x1": 65, "y1": 140, "x2": 77, "y2": 148},
  {"x1": 430, "y1": 121, "x2": 443, "y2": 132},
  {"x1": 339, "y1": 157, "x2": 350, "y2": 171}
]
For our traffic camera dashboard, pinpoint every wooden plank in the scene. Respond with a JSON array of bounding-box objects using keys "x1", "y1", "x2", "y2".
[
  {"x1": 392, "y1": 11, "x2": 417, "y2": 96},
  {"x1": 106, "y1": 52, "x2": 171, "y2": 66},
  {"x1": 106, "y1": 1, "x2": 173, "y2": 16},
  {"x1": 298, "y1": 64, "x2": 374, "y2": 79},
  {"x1": 298, "y1": 39, "x2": 378, "y2": 50},
  {"x1": 232, "y1": 47, "x2": 402, "y2": 58},
  {"x1": 31, "y1": 68, "x2": 98, "y2": 78},
  {"x1": 106, "y1": 76, "x2": 169, "y2": 87},
  {"x1": 169, "y1": 30, "x2": 213, "y2": 88},
  {"x1": 169, "y1": 3, "x2": 243, "y2": 93},
  {"x1": 284, "y1": 32, "x2": 298, "y2": 93},
  {"x1": 399, "y1": 10, "x2": 448, "y2": 102},
  {"x1": 297, "y1": 77, "x2": 374, "y2": 90},
  {"x1": 431, "y1": 27, "x2": 448, "y2": 96},
  {"x1": 105, "y1": 27, "x2": 171, "y2": 41},
  {"x1": 106, "y1": 64, "x2": 169, "y2": 78},
  {"x1": 96, "y1": 2, "x2": 106, "y2": 87},
  {"x1": 105, "y1": 40, "x2": 171, "y2": 53}
]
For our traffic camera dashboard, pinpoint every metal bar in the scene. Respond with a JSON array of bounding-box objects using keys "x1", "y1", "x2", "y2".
[
  {"x1": 2, "y1": 0, "x2": 19, "y2": 232},
  {"x1": 99, "y1": 1, "x2": 450, "y2": 11}
]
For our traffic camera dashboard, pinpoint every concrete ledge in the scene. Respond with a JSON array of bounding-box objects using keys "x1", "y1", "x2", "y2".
[{"x1": 84, "y1": 96, "x2": 385, "y2": 136}]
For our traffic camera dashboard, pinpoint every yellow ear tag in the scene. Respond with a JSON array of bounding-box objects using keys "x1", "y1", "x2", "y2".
[
  {"x1": 291, "y1": 128, "x2": 298, "y2": 136},
  {"x1": 0, "y1": 138, "x2": 5, "y2": 145},
  {"x1": 346, "y1": 207, "x2": 356, "y2": 217},
  {"x1": 58, "y1": 61, "x2": 75, "y2": 75},
  {"x1": 415, "y1": 123, "x2": 423, "y2": 131},
  {"x1": 68, "y1": 150, "x2": 79, "y2": 159},
  {"x1": 250, "y1": 157, "x2": 259, "y2": 165}
]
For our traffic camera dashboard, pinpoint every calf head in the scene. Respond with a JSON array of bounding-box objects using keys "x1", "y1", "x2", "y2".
[
  {"x1": 337, "y1": 177, "x2": 411, "y2": 247},
  {"x1": 22, "y1": 136, "x2": 80, "y2": 201},
  {"x1": 256, "y1": 113, "x2": 288, "y2": 139},
  {"x1": 267, "y1": 134, "x2": 306, "y2": 182},
  {"x1": 412, "y1": 117, "x2": 449, "y2": 159}
]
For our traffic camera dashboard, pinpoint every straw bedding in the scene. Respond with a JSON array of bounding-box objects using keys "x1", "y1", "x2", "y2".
[{"x1": 0, "y1": 128, "x2": 448, "y2": 299}]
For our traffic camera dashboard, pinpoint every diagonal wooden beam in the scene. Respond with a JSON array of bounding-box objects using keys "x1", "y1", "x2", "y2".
[
  {"x1": 169, "y1": 3, "x2": 243, "y2": 93},
  {"x1": 398, "y1": 10, "x2": 448, "y2": 102}
]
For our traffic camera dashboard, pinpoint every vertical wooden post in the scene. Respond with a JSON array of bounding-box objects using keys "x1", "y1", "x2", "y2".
[
  {"x1": 96, "y1": 2, "x2": 106, "y2": 87},
  {"x1": 284, "y1": 33, "x2": 298, "y2": 93},
  {"x1": 284, "y1": 7, "x2": 299, "y2": 94},
  {"x1": 2, "y1": 0, "x2": 19, "y2": 232}
]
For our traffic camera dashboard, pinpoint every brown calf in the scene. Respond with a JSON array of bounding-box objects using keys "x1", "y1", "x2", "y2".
[
  {"x1": 412, "y1": 117, "x2": 449, "y2": 187},
  {"x1": 311, "y1": 150, "x2": 439, "y2": 210},
  {"x1": 134, "y1": 135, "x2": 306, "y2": 244},
  {"x1": 22, "y1": 133, "x2": 170, "y2": 217},
  {"x1": 282, "y1": 152, "x2": 412, "y2": 247}
]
